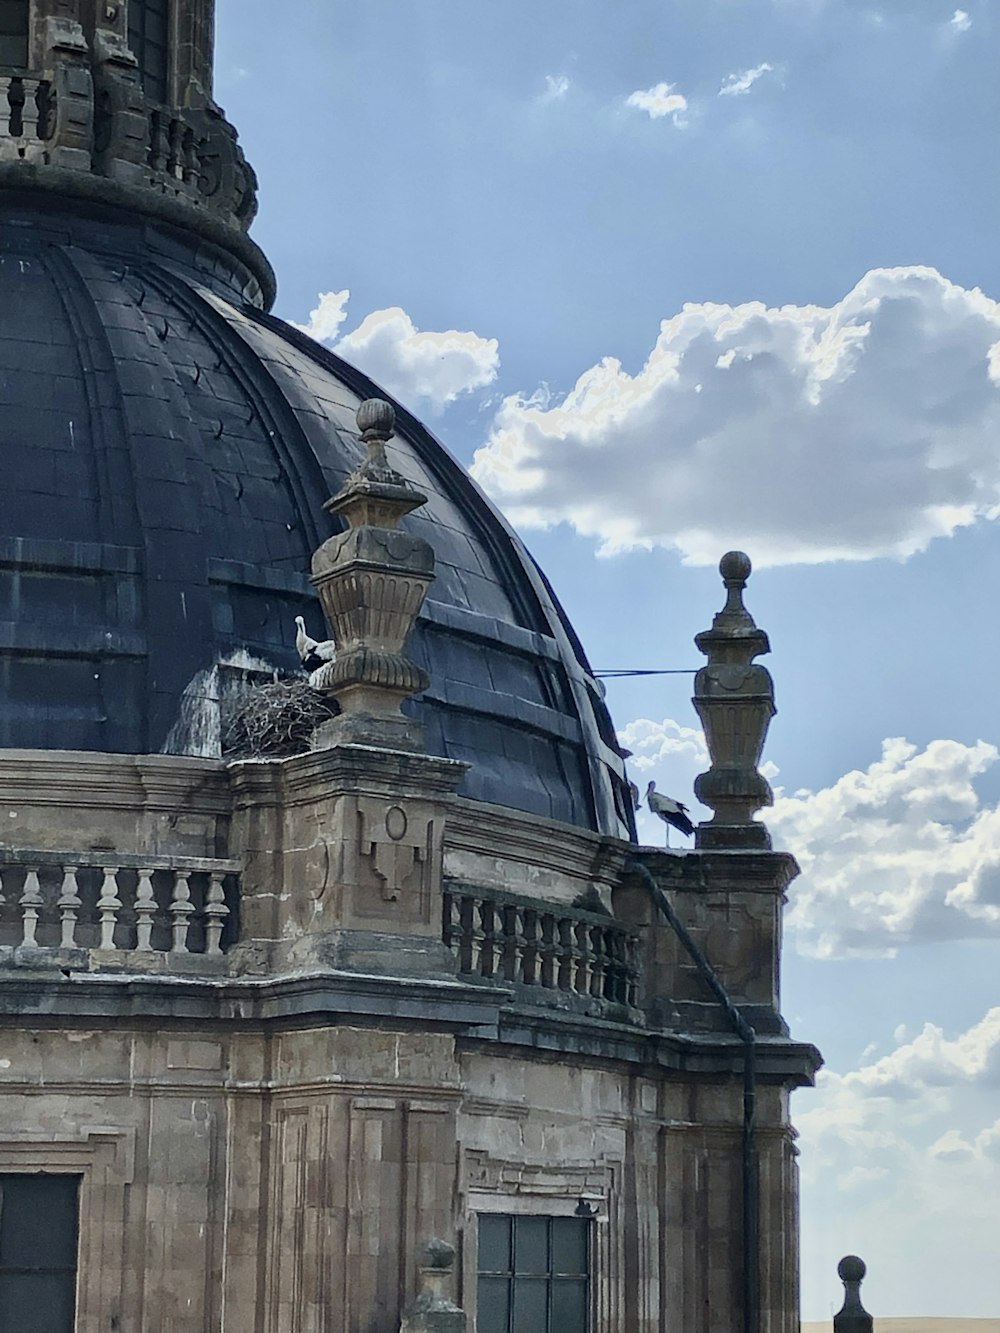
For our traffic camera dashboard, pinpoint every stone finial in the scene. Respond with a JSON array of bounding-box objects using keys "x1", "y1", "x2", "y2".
[
  {"x1": 833, "y1": 1255, "x2": 873, "y2": 1333},
  {"x1": 399, "y1": 1238, "x2": 466, "y2": 1333},
  {"x1": 692, "y1": 552, "x2": 775, "y2": 850},
  {"x1": 309, "y1": 400, "x2": 435, "y2": 752}
]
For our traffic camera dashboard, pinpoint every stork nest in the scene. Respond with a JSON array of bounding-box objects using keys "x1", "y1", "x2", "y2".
[{"x1": 223, "y1": 677, "x2": 339, "y2": 759}]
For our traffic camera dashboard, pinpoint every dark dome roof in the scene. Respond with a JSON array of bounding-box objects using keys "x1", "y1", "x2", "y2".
[{"x1": 0, "y1": 195, "x2": 634, "y2": 838}]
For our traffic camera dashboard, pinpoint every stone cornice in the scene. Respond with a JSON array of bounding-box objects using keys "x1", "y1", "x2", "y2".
[
  {"x1": 0, "y1": 749, "x2": 230, "y2": 813},
  {"x1": 0, "y1": 169, "x2": 275, "y2": 307},
  {"x1": 445, "y1": 797, "x2": 631, "y2": 889}
]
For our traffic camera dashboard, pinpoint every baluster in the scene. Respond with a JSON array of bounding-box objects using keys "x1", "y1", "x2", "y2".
[
  {"x1": 167, "y1": 115, "x2": 183, "y2": 177},
  {"x1": 572, "y1": 920, "x2": 590, "y2": 994},
  {"x1": 539, "y1": 914, "x2": 556, "y2": 988},
  {"x1": 56, "y1": 866, "x2": 82, "y2": 948},
  {"x1": 458, "y1": 895, "x2": 475, "y2": 974},
  {"x1": 19, "y1": 78, "x2": 38, "y2": 141},
  {"x1": 6, "y1": 77, "x2": 24, "y2": 138},
  {"x1": 520, "y1": 909, "x2": 538, "y2": 986},
  {"x1": 148, "y1": 109, "x2": 168, "y2": 172},
  {"x1": 625, "y1": 933, "x2": 640, "y2": 1009},
  {"x1": 0, "y1": 77, "x2": 12, "y2": 140},
  {"x1": 204, "y1": 872, "x2": 229, "y2": 955},
  {"x1": 169, "y1": 870, "x2": 195, "y2": 952},
  {"x1": 19, "y1": 867, "x2": 43, "y2": 947},
  {"x1": 134, "y1": 868, "x2": 157, "y2": 952},
  {"x1": 499, "y1": 903, "x2": 518, "y2": 982},
  {"x1": 97, "y1": 868, "x2": 122, "y2": 950},
  {"x1": 556, "y1": 918, "x2": 574, "y2": 991},
  {"x1": 442, "y1": 886, "x2": 455, "y2": 951},
  {"x1": 181, "y1": 125, "x2": 200, "y2": 184},
  {"x1": 608, "y1": 929, "x2": 626, "y2": 1003},
  {"x1": 478, "y1": 900, "x2": 497, "y2": 979},
  {"x1": 589, "y1": 926, "x2": 606, "y2": 998}
]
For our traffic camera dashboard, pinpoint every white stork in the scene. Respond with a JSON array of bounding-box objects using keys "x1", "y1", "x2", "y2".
[
  {"x1": 644, "y1": 781, "x2": 695, "y2": 846},
  {"x1": 294, "y1": 616, "x2": 337, "y2": 674}
]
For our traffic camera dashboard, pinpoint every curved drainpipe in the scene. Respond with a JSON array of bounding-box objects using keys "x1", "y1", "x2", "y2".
[{"x1": 626, "y1": 859, "x2": 759, "y2": 1333}]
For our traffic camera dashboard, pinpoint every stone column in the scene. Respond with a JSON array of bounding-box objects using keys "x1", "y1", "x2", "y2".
[{"x1": 310, "y1": 399, "x2": 435, "y2": 754}]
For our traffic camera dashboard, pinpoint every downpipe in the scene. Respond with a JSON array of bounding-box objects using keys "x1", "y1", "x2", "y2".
[{"x1": 626, "y1": 859, "x2": 759, "y2": 1333}]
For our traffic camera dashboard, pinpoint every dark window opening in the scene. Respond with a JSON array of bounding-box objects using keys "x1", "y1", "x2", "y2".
[
  {"x1": 0, "y1": 1174, "x2": 80, "y2": 1333},
  {"x1": 477, "y1": 1214, "x2": 589, "y2": 1333},
  {"x1": 128, "y1": 0, "x2": 169, "y2": 103},
  {"x1": 0, "y1": 0, "x2": 29, "y2": 70}
]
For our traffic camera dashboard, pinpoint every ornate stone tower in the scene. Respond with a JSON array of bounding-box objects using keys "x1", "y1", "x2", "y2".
[
  {"x1": 0, "y1": 6, "x2": 820, "y2": 1333},
  {"x1": 0, "y1": 0, "x2": 266, "y2": 291}
]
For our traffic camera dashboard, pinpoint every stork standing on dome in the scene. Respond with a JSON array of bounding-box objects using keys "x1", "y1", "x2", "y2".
[{"x1": 644, "y1": 780, "x2": 695, "y2": 847}]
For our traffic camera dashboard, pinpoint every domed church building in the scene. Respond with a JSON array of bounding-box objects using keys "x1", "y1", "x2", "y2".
[{"x1": 0, "y1": 4, "x2": 819, "y2": 1331}]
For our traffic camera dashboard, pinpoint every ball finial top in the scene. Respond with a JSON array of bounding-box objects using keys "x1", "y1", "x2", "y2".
[
  {"x1": 356, "y1": 398, "x2": 396, "y2": 442},
  {"x1": 720, "y1": 550, "x2": 752, "y2": 583},
  {"x1": 838, "y1": 1255, "x2": 866, "y2": 1284}
]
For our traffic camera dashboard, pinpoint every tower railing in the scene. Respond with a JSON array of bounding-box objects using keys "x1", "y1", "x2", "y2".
[
  {"x1": 0, "y1": 75, "x2": 52, "y2": 162},
  {"x1": 0, "y1": 848, "x2": 240, "y2": 965},
  {"x1": 443, "y1": 881, "x2": 641, "y2": 1016}
]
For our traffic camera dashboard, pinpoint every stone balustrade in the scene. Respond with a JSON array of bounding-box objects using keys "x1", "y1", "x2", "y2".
[
  {"x1": 0, "y1": 76, "x2": 51, "y2": 162},
  {"x1": 442, "y1": 882, "x2": 640, "y2": 1014},
  {"x1": 0, "y1": 848, "x2": 240, "y2": 962}
]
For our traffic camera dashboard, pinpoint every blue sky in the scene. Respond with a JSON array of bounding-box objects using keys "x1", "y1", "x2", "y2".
[{"x1": 217, "y1": 1, "x2": 999, "y2": 1318}]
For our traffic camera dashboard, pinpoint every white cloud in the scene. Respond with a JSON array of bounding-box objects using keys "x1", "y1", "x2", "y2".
[
  {"x1": 719, "y1": 62, "x2": 775, "y2": 96},
  {"x1": 626, "y1": 81, "x2": 689, "y2": 126},
  {"x1": 543, "y1": 73, "x2": 570, "y2": 101},
  {"x1": 291, "y1": 289, "x2": 351, "y2": 342},
  {"x1": 617, "y1": 716, "x2": 708, "y2": 772},
  {"x1": 472, "y1": 267, "x2": 1000, "y2": 567},
  {"x1": 293, "y1": 294, "x2": 499, "y2": 412},
  {"x1": 797, "y1": 1009, "x2": 1000, "y2": 1314},
  {"x1": 337, "y1": 309, "x2": 499, "y2": 411},
  {"x1": 771, "y1": 736, "x2": 1000, "y2": 957},
  {"x1": 950, "y1": 8, "x2": 972, "y2": 31}
]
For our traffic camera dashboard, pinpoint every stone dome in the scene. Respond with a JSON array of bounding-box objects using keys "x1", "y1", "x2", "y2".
[{"x1": 0, "y1": 193, "x2": 634, "y2": 837}]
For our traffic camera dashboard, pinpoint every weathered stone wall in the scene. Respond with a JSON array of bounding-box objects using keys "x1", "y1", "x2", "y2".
[{"x1": 0, "y1": 1020, "x2": 804, "y2": 1332}]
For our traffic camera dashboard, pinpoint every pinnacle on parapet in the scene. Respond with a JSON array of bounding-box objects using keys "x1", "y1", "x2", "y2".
[
  {"x1": 308, "y1": 400, "x2": 435, "y2": 753},
  {"x1": 692, "y1": 551, "x2": 776, "y2": 850},
  {"x1": 356, "y1": 396, "x2": 397, "y2": 476},
  {"x1": 716, "y1": 548, "x2": 756, "y2": 632},
  {"x1": 833, "y1": 1255, "x2": 874, "y2": 1333}
]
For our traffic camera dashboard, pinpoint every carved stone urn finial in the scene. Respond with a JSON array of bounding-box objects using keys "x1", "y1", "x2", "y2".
[
  {"x1": 692, "y1": 551, "x2": 775, "y2": 850},
  {"x1": 399, "y1": 1239, "x2": 467, "y2": 1333},
  {"x1": 309, "y1": 400, "x2": 435, "y2": 752}
]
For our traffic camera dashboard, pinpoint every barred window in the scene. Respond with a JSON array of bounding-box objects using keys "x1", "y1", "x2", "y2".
[
  {"x1": 0, "y1": 1174, "x2": 80, "y2": 1333},
  {"x1": 128, "y1": 0, "x2": 170, "y2": 103},
  {"x1": 0, "y1": 0, "x2": 29, "y2": 70},
  {"x1": 477, "y1": 1214, "x2": 590, "y2": 1333}
]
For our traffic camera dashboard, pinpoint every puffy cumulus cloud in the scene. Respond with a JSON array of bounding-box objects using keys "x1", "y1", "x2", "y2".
[
  {"x1": 293, "y1": 293, "x2": 499, "y2": 412},
  {"x1": 291, "y1": 289, "x2": 351, "y2": 343},
  {"x1": 796, "y1": 1011, "x2": 1000, "y2": 1308},
  {"x1": 337, "y1": 310, "x2": 499, "y2": 411},
  {"x1": 719, "y1": 62, "x2": 775, "y2": 96},
  {"x1": 845, "y1": 1008, "x2": 1000, "y2": 1095},
  {"x1": 625, "y1": 81, "x2": 688, "y2": 125},
  {"x1": 950, "y1": 8, "x2": 972, "y2": 31},
  {"x1": 771, "y1": 736, "x2": 1000, "y2": 957},
  {"x1": 471, "y1": 267, "x2": 1000, "y2": 567},
  {"x1": 617, "y1": 716, "x2": 708, "y2": 772}
]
